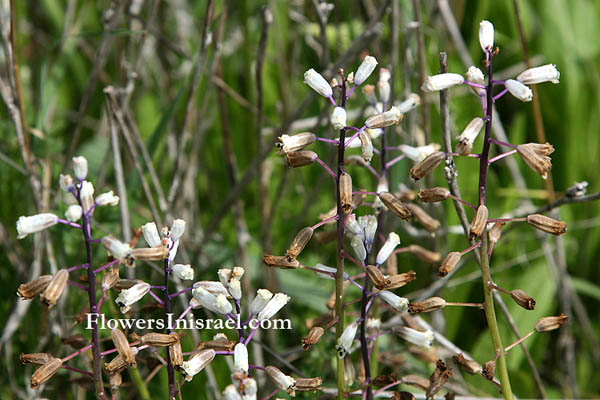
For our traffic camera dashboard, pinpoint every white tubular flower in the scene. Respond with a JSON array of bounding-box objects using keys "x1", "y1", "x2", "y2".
[
  {"x1": 365, "y1": 106, "x2": 402, "y2": 129},
  {"x1": 304, "y1": 68, "x2": 333, "y2": 98},
  {"x1": 350, "y1": 235, "x2": 367, "y2": 263},
  {"x1": 345, "y1": 214, "x2": 363, "y2": 237},
  {"x1": 396, "y1": 93, "x2": 420, "y2": 113},
  {"x1": 193, "y1": 281, "x2": 229, "y2": 297},
  {"x1": 192, "y1": 286, "x2": 220, "y2": 313},
  {"x1": 72, "y1": 156, "x2": 88, "y2": 180},
  {"x1": 336, "y1": 321, "x2": 359, "y2": 359},
  {"x1": 354, "y1": 55, "x2": 378, "y2": 85},
  {"x1": 257, "y1": 293, "x2": 290, "y2": 321},
  {"x1": 168, "y1": 239, "x2": 179, "y2": 261},
  {"x1": 115, "y1": 282, "x2": 150, "y2": 311},
  {"x1": 505, "y1": 79, "x2": 533, "y2": 102},
  {"x1": 421, "y1": 73, "x2": 464, "y2": 92},
  {"x1": 277, "y1": 132, "x2": 316, "y2": 153},
  {"x1": 266, "y1": 366, "x2": 296, "y2": 394},
  {"x1": 172, "y1": 264, "x2": 194, "y2": 280},
  {"x1": 398, "y1": 143, "x2": 440, "y2": 162},
  {"x1": 516, "y1": 64, "x2": 560, "y2": 84},
  {"x1": 101, "y1": 235, "x2": 131, "y2": 261},
  {"x1": 360, "y1": 215, "x2": 378, "y2": 250},
  {"x1": 95, "y1": 191, "x2": 120, "y2": 206},
  {"x1": 59, "y1": 174, "x2": 74, "y2": 192},
  {"x1": 393, "y1": 326, "x2": 434, "y2": 349},
  {"x1": 65, "y1": 205, "x2": 82, "y2": 222},
  {"x1": 229, "y1": 279, "x2": 242, "y2": 300},
  {"x1": 331, "y1": 107, "x2": 347, "y2": 130},
  {"x1": 16, "y1": 213, "x2": 58, "y2": 239},
  {"x1": 170, "y1": 219, "x2": 186, "y2": 241},
  {"x1": 218, "y1": 268, "x2": 232, "y2": 288},
  {"x1": 465, "y1": 66, "x2": 486, "y2": 96},
  {"x1": 80, "y1": 181, "x2": 95, "y2": 212},
  {"x1": 234, "y1": 343, "x2": 249, "y2": 374},
  {"x1": 377, "y1": 81, "x2": 390, "y2": 103},
  {"x1": 376, "y1": 232, "x2": 400, "y2": 265},
  {"x1": 249, "y1": 289, "x2": 273, "y2": 315},
  {"x1": 213, "y1": 294, "x2": 233, "y2": 315},
  {"x1": 241, "y1": 377, "x2": 257, "y2": 398},
  {"x1": 479, "y1": 20, "x2": 494, "y2": 52},
  {"x1": 182, "y1": 349, "x2": 215, "y2": 381},
  {"x1": 223, "y1": 385, "x2": 242, "y2": 400},
  {"x1": 367, "y1": 128, "x2": 383, "y2": 140},
  {"x1": 314, "y1": 263, "x2": 348, "y2": 280},
  {"x1": 142, "y1": 222, "x2": 162, "y2": 247},
  {"x1": 456, "y1": 117, "x2": 484, "y2": 155},
  {"x1": 359, "y1": 131, "x2": 373, "y2": 162},
  {"x1": 378, "y1": 290, "x2": 409, "y2": 312}
]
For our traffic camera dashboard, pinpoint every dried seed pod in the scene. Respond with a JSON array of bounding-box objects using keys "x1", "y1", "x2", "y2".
[
  {"x1": 378, "y1": 192, "x2": 412, "y2": 220},
  {"x1": 339, "y1": 173, "x2": 353, "y2": 214},
  {"x1": 41, "y1": 269, "x2": 69, "y2": 308},
  {"x1": 408, "y1": 346, "x2": 439, "y2": 364},
  {"x1": 285, "y1": 150, "x2": 318, "y2": 168},
  {"x1": 408, "y1": 245, "x2": 441, "y2": 264},
  {"x1": 61, "y1": 334, "x2": 89, "y2": 349},
  {"x1": 295, "y1": 377, "x2": 322, "y2": 392},
  {"x1": 130, "y1": 246, "x2": 169, "y2": 260},
  {"x1": 526, "y1": 214, "x2": 567, "y2": 236},
  {"x1": 372, "y1": 372, "x2": 399, "y2": 387},
  {"x1": 30, "y1": 357, "x2": 63, "y2": 388},
  {"x1": 401, "y1": 374, "x2": 429, "y2": 391},
  {"x1": 469, "y1": 205, "x2": 488, "y2": 238},
  {"x1": 263, "y1": 254, "x2": 299, "y2": 269},
  {"x1": 102, "y1": 267, "x2": 120, "y2": 290},
  {"x1": 410, "y1": 151, "x2": 445, "y2": 181},
  {"x1": 387, "y1": 271, "x2": 416, "y2": 290},
  {"x1": 516, "y1": 142, "x2": 554, "y2": 179},
  {"x1": 17, "y1": 275, "x2": 52, "y2": 300},
  {"x1": 302, "y1": 326, "x2": 324, "y2": 350},
  {"x1": 482, "y1": 360, "x2": 496, "y2": 381},
  {"x1": 111, "y1": 329, "x2": 136, "y2": 367},
  {"x1": 105, "y1": 348, "x2": 139, "y2": 373},
  {"x1": 366, "y1": 265, "x2": 390, "y2": 290},
  {"x1": 510, "y1": 289, "x2": 536, "y2": 310},
  {"x1": 139, "y1": 333, "x2": 179, "y2": 347},
  {"x1": 114, "y1": 279, "x2": 143, "y2": 291},
  {"x1": 20, "y1": 353, "x2": 53, "y2": 365},
  {"x1": 365, "y1": 106, "x2": 403, "y2": 129},
  {"x1": 452, "y1": 353, "x2": 482, "y2": 375},
  {"x1": 489, "y1": 221, "x2": 504, "y2": 244},
  {"x1": 426, "y1": 359, "x2": 452, "y2": 398},
  {"x1": 286, "y1": 227, "x2": 314, "y2": 260},
  {"x1": 109, "y1": 372, "x2": 122, "y2": 393},
  {"x1": 169, "y1": 341, "x2": 184, "y2": 369},
  {"x1": 396, "y1": 184, "x2": 416, "y2": 201},
  {"x1": 535, "y1": 313, "x2": 568, "y2": 332},
  {"x1": 417, "y1": 187, "x2": 450, "y2": 203},
  {"x1": 409, "y1": 297, "x2": 446, "y2": 313},
  {"x1": 386, "y1": 252, "x2": 398, "y2": 275},
  {"x1": 438, "y1": 252, "x2": 461, "y2": 277},
  {"x1": 406, "y1": 203, "x2": 440, "y2": 232},
  {"x1": 204, "y1": 338, "x2": 237, "y2": 351}
]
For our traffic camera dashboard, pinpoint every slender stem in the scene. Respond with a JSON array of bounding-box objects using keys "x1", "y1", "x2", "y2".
[
  {"x1": 493, "y1": 88, "x2": 509, "y2": 102},
  {"x1": 57, "y1": 218, "x2": 82, "y2": 229},
  {"x1": 504, "y1": 330, "x2": 535, "y2": 353},
  {"x1": 163, "y1": 257, "x2": 175, "y2": 400},
  {"x1": 445, "y1": 302, "x2": 485, "y2": 309},
  {"x1": 478, "y1": 52, "x2": 514, "y2": 400},
  {"x1": 94, "y1": 259, "x2": 119, "y2": 274},
  {"x1": 315, "y1": 156, "x2": 337, "y2": 179},
  {"x1": 66, "y1": 263, "x2": 89, "y2": 272},
  {"x1": 489, "y1": 138, "x2": 517, "y2": 149},
  {"x1": 61, "y1": 365, "x2": 94, "y2": 377},
  {"x1": 448, "y1": 194, "x2": 477, "y2": 210},
  {"x1": 67, "y1": 280, "x2": 88, "y2": 291},
  {"x1": 460, "y1": 241, "x2": 482, "y2": 255},
  {"x1": 148, "y1": 290, "x2": 165, "y2": 306},
  {"x1": 488, "y1": 217, "x2": 526, "y2": 223},
  {"x1": 385, "y1": 154, "x2": 405, "y2": 169},
  {"x1": 316, "y1": 136, "x2": 340, "y2": 145},
  {"x1": 169, "y1": 286, "x2": 193, "y2": 298},
  {"x1": 489, "y1": 149, "x2": 517, "y2": 164},
  {"x1": 359, "y1": 273, "x2": 373, "y2": 400},
  {"x1": 311, "y1": 214, "x2": 338, "y2": 230}
]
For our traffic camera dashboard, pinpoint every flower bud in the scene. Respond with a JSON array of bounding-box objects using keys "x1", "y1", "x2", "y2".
[
  {"x1": 421, "y1": 73, "x2": 464, "y2": 92},
  {"x1": 172, "y1": 264, "x2": 194, "y2": 280},
  {"x1": 59, "y1": 174, "x2": 74, "y2": 192},
  {"x1": 379, "y1": 290, "x2": 409, "y2": 312},
  {"x1": 479, "y1": 20, "x2": 494, "y2": 52},
  {"x1": 141, "y1": 222, "x2": 162, "y2": 247},
  {"x1": 505, "y1": 79, "x2": 533, "y2": 102},
  {"x1": 263, "y1": 254, "x2": 300, "y2": 269},
  {"x1": 336, "y1": 321, "x2": 359, "y2": 359},
  {"x1": 95, "y1": 191, "x2": 120, "y2": 206},
  {"x1": 266, "y1": 366, "x2": 296, "y2": 393},
  {"x1": 257, "y1": 293, "x2": 290, "y2": 321},
  {"x1": 287, "y1": 227, "x2": 313, "y2": 260},
  {"x1": 377, "y1": 80, "x2": 391, "y2": 103},
  {"x1": 406, "y1": 203, "x2": 440, "y2": 232},
  {"x1": 170, "y1": 219, "x2": 186, "y2": 241},
  {"x1": 304, "y1": 68, "x2": 333, "y2": 98},
  {"x1": 417, "y1": 187, "x2": 450, "y2": 203},
  {"x1": 80, "y1": 181, "x2": 95, "y2": 212},
  {"x1": 393, "y1": 326, "x2": 434, "y2": 348},
  {"x1": 438, "y1": 252, "x2": 461, "y2": 277},
  {"x1": 378, "y1": 192, "x2": 412, "y2": 220},
  {"x1": 130, "y1": 246, "x2": 169, "y2": 261},
  {"x1": 350, "y1": 235, "x2": 367, "y2": 263},
  {"x1": 302, "y1": 326, "x2": 324, "y2": 350},
  {"x1": 516, "y1": 142, "x2": 554, "y2": 179},
  {"x1": 17, "y1": 275, "x2": 52, "y2": 300},
  {"x1": 456, "y1": 118, "x2": 484, "y2": 155},
  {"x1": 234, "y1": 343, "x2": 249, "y2": 374},
  {"x1": 410, "y1": 151, "x2": 445, "y2": 181},
  {"x1": 111, "y1": 328, "x2": 136, "y2": 367},
  {"x1": 359, "y1": 131, "x2": 373, "y2": 162},
  {"x1": 354, "y1": 55, "x2": 378, "y2": 85},
  {"x1": 360, "y1": 215, "x2": 378, "y2": 250},
  {"x1": 535, "y1": 313, "x2": 568, "y2": 332},
  {"x1": 30, "y1": 357, "x2": 63, "y2": 388},
  {"x1": 20, "y1": 352, "x2": 53, "y2": 365},
  {"x1": 249, "y1": 289, "x2": 273, "y2": 315},
  {"x1": 277, "y1": 132, "x2": 316, "y2": 154},
  {"x1": 65, "y1": 205, "x2": 82, "y2": 222},
  {"x1": 526, "y1": 213, "x2": 566, "y2": 236},
  {"x1": 72, "y1": 156, "x2": 88, "y2": 180},
  {"x1": 469, "y1": 205, "x2": 488, "y2": 239},
  {"x1": 339, "y1": 172, "x2": 353, "y2": 214},
  {"x1": 366, "y1": 265, "x2": 390, "y2": 290},
  {"x1": 331, "y1": 107, "x2": 347, "y2": 130},
  {"x1": 517, "y1": 64, "x2": 560, "y2": 84},
  {"x1": 345, "y1": 214, "x2": 363, "y2": 237},
  {"x1": 376, "y1": 232, "x2": 401, "y2": 265},
  {"x1": 387, "y1": 271, "x2": 416, "y2": 290},
  {"x1": 465, "y1": 66, "x2": 485, "y2": 96},
  {"x1": 41, "y1": 269, "x2": 68, "y2": 308},
  {"x1": 453, "y1": 353, "x2": 482, "y2": 375},
  {"x1": 510, "y1": 289, "x2": 536, "y2": 310},
  {"x1": 408, "y1": 244, "x2": 441, "y2": 264},
  {"x1": 285, "y1": 150, "x2": 317, "y2": 167},
  {"x1": 182, "y1": 349, "x2": 215, "y2": 381},
  {"x1": 365, "y1": 106, "x2": 402, "y2": 129},
  {"x1": 409, "y1": 297, "x2": 446, "y2": 314},
  {"x1": 16, "y1": 213, "x2": 58, "y2": 239}
]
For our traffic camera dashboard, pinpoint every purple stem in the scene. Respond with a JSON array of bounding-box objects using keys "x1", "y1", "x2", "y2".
[
  {"x1": 214, "y1": 351, "x2": 234, "y2": 355},
  {"x1": 448, "y1": 194, "x2": 477, "y2": 210},
  {"x1": 150, "y1": 285, "x2": 166, "y2": 290},
  {"x1": 262, "y1": 388, "x2": 281, "y2": 400},
  {"x1": 342, "y1": 251, "x2": 363, "y2": 268},
  {"x1": 493, "y1": 88, "x2": 509, "y2": 102},
  {"x1": 311, "y1": 214, "x2": 338, "y2": 230},
  {"x1": 176, "y1": 304, "x2": 193, "y2": 322},
  {"x1": 385, "y1": 154, "x2": 405, "y2": 169},
  {"x1": 366, "y1": 329, "x2": 393, "y2": 341},
  {"x1": 316, "y1": 136, "x2": 340, "y2": 145},
  {"x1": 359, "y1": 272, "x2": 374, "y2": 400},
  {"x1": 57, "y1": 218, "x2": 82, "y2": 229},
  {"x1": 61, "y1": 365, "x2": 94, "y2": 377},
  {"x1": 94, "y1": 259, "x2": 119, "y2": 274},
  {"x1": 315, "y1": 157, "x2": 337, "y2": 179},
  {"x1": 344, "y1": 126, "x2": 366, "y2": 148},
  {"x1": 169, "y1": 286, "x2": 193, "y2": 299},
  {"x1": 244, "y1": 327, "x2": 258, "y2": 345},
  {"x1": 249, "y1": 364, "x2": 266, "y2": 371},
  {"x1": 97, "y1": 288, "x2": 107, "y2": 310},
  {"x1": 488, "y1": 149, "x2": 517, "y2": 164},
  {"x1": 346, "y1": 83, "x2": 357, "y2": 98},
  {"x1": 328, "y1": 95, "x2": 337, "y2": 107},
  {"x1": 460, "y1": 241, "x2": 482, "y2": 255},
  {"x1": 163, "y1": 256, "x2": 176, "y2": 399},
  {"x1": 66, "y1": 263, "x2": 88, "y2": 272},
  {"x1": 347, "y1": 277, "x2": 364, "y2": 291},
  {"x1": 464, "y1": 80, "x2": 487, "y2": 89},
  {"x1": 489, "y1": 138, "x2": 518, "y2": 149},
  {"x1": 148, "y1": 290, "x2": 165, "y2": 306},
  {"x1": 68, "y1": 280, "x2": 88, "y2": 291},
  {"x1": 62, "y1": 344, "x2": 93, "y2": 362}
]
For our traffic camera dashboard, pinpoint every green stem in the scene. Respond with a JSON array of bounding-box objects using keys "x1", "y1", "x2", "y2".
[{"x1": 129, "y1": 367, "x2": 151, "y2": 400}]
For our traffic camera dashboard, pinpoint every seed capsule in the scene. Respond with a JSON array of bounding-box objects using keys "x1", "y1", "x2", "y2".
[
  {"x1": 111, "y1": 329, "x2": 136, "y2": 367},
  {"x1": 105, "y1": 348, "x2": 139, "y2": 373},
  {"x1": 401, "y1": 374, "x2": 430, "y2": 391},
  {"x1": 386, "y1": 252, "x2": 398, "y2": 275},
  {"x1": 366, "y1": 265, "x2": 390, "y2": 290},
  {"x1": 295, "y1": 377, "x2": 323, "y2": 392},
  {"x1": 339, "y1": 173, "x2": 353, "y2": 214},
  {"x1": 41, "y1": 269, "x2": 69, "y2": 309},
  {"x1": 365, "y1": 106, "x2": 403, "y2": 129},
  {"x1": 387, "y1": 271, "x2": 416, "y2": 290},
  {"x1": 510, "y1": 289, "x2": 536, "y2": 310},
  {"x1": 109, "y1": 372, "x2": 122, "y2": 393},
  {"x1": 535, "y1": 313, "x2": 568, "y2": 332},
  {"x1": 139, "y1": 333, "x2": 180, "y2": 347},
  {"x1": 482, "y1": 360, "x2": 496, "y2": 381},
  {"x1": 526, "y1": 214, "x2": 566, "y2": 236},
  {"x1": 169, "y1": 341, "x2": 184, "y2": 369},
  {"x1": 469, "y1": 205, "x2": 488, "y2": 239},
  {"x1": 516, "y1": 142, "x2": 554, "y2": 179},
  {"x1": 263, "y1": 254, "x2": 300, "y2": 269},
  {"x1": 409, "y1": 297, "x2": 447, "y2": 314},
  {"x1": 286, "y1": 227, "x2": 314, "y2": 261},
  {"x1": 406, "y1": 203, "x2": 440, "y2": 232},
  {"x1": 17, "y1": 275, "x2": 52, "y2": 300},
  {"x1": 426, "y1": 359, "x2": 452, "y2": 398},
  {"x1": 488, "y1": 221, "x2": 504, "y2": 244},
  {"x1": 30, "y1": 357, "x2": 63, "y2": 388},
  {"x1": 20, "y1": 352, "x2": 53, "y2": 365},
  {"x1": 378, "y1": 192, "x2": 412, "y2": 220},
  {"x1": 438, "y1": 252, "x2": 461, "y2": 277},
  {"x1": 301, "y1": 326, "x2": 324, "y2": 350},
  {"x1": 417, "y1": 187, "x2": 450, "y2": 203},
  {"x1": 410, "y1": 151, "x2": 445, "y2": 181},
  {"x1": 359, "y1": 131, "x2": 373, "y2": 162},
  {"x1": 130, "y1": 246, "x2": 169, "y2": 261},
  {"x1": 114, "y1": 278, "x2": 143, "y2": 291},
  {"x1": 102, "y1": 268, "x2": 120, "y2": 290},
  {"x1": 285, "y1": 150, "x2": 317, "y2": 167},
  {"x1": 204, "y1": 338, "x2": 237, "y2": 351},
  {"x1": 453, "y1": 353, "x2": 482, "y2": 375},
  {"x1": 408, "y1": 245, "x2": 441, "y2": 264}
]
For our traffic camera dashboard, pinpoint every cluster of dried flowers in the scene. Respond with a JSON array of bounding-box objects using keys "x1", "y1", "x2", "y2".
[{"x1": 265, "y1": 19, "x2": 569, "y2": 400}]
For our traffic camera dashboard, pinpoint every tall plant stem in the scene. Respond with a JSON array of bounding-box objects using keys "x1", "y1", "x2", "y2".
[
  {"x1": 478, "y1": 55, "x2": 514, "y2": 400},
  {"x1": 335, "y1": 77, "x2": 347, "y2": 400},
  {"x1": 359, "y1": 274, "x2": 373, "y2": 400},
  {"x1": 164, "y1": 258, "x2": 175, "y2": 399}
]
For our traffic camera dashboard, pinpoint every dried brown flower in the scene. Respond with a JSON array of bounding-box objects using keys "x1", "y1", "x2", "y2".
[
  {"x1": 489, "y1": 221, "x2": 504, "y2": 243},
  {"x1": 111, "y1": 329, "x2": 136, "y2": 367},
  {"x1": 386, "y1": 252, "x2": 398, "y2": 275},
  {"x1": 285, "y1": 150, "x2": 318, "y2": 168},
  {"x1": 410, "y1": 151, "x2": 445, "y2": 181},
  {"x1": 469, "y1": 205, "x2": 488, "y2": 238},
  {"x1": 426, "y1": 359, "x2": 452, "y2": 398},
  {"x1": 406, "y1": 203, "x2": 440, "y2": 232},
  {"x1": 102, "y1": 267, "x2": 120, "y2": 290},
  {"x1": 516, "y1": 142, "x2": 554, "y2": 179},
  {"x1": 378, "y1": 192, "x2": 412, "y2": 220},
  {"x1": 438, "y1": 252, "x2": 461, "y2": 277},
  {"x1": 169, "y1": 341, "x2": 183, "y2": 369},
  {"x1": 139, "y1": 333, "x2": 180, "y2": 347},
  {"x1": 295, "y1": 377, "x2": 322, "y2": 392},
  {"x1": 20, "y1": 352, "x2": 53, "y2": 365},
  {"x1": 401, "y1": 374, "x2": 429, "y2": 391},
  {"x1": 452, "y1": 353, "x2": 482, "y2": 375},
  {"x1": 302, "y1": 326, "x2": 325, "y2": 350},
  {"x1": 17, "y1": 275, "x2": 52, "y2": 300},
  {"x1": 61, "y1": 334, "x2": 89, "y2": 349},
  {"x1": 366, "y1": 265, "x2": 391, "y2": 290},
  {"x1": 30, "y1": 357, "x2": 63, "y2": 388},
  {"x1": 526, "y1": 214, "x2": 567, "y2": 236},
  {"x1": 339, "y1": 172, "x2": 353, "y2": 214},
  {"x1": 417, "y1": 187, "x2": 450, "y2": 202},
  {"x1": 409, "y1": 297, "x2": 446, "y2": 314},
  {"x1": 286, "y1": 227, "x2": 314, "y2": 261},
  {"x1": 263, "y1": 254, "x2": 300, "y2": 269},
  {"x1": 41, "y1": 269, "x2": 69, "y2": 309},
  {"x1": 535, "y1": 313, "x2": 568, "y2": 332},
  {"x1": 482, "y1": 360, "x2": 496, "y2": 381},
  {"x1": 130, "y1": 246, "x2": 169, "y2": 261},
  {"x1": 109, "y1": 372, "x2": 122, "y2": 393},
  {"x1": 510, "y1": 289, "x2": 536, "y2": 310},
  {"x1": 387, "y1": 271, "x2": 416, "y2": 290}
]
